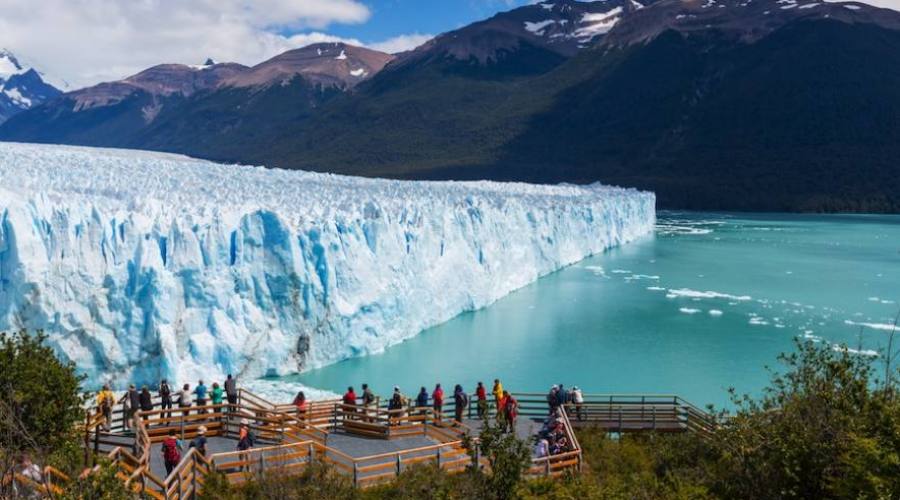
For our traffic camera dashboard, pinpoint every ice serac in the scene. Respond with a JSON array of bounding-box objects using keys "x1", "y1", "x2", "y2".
[{"x1": 0, "y1": 143, "x2": 656, "y2": 388}]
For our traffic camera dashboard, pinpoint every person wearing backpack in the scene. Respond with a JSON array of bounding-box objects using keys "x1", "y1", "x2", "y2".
[
  {"x1": 189, "y1": 426, "x2": 208, "y2": 457},
  {"x1": 159, "y1": 379, "x2": 172, "y2": 420},
  {"x1": 97, "y1": 384, "x2": 115, "y2": 431},
  {"x1": 123, "y1": 384, "x2": 139, "y2": 431},
  {"x1": 453, "y1": 384, "x2": 468, "y2": 424},
  {"x1": 388, "y1": 386, "x2": 404, "y2": 425},
  {"x1": 161, "y1": 429, "x2": 182, "y2": 476},
  {"x1": 571, "y1": 386, "x2": 585, "y2": 421}
]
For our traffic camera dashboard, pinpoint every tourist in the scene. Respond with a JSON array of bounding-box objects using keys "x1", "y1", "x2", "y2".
[
  {"x1": 362, "y1": 383, "x2": 376, "y2": 421},
  {"x1": 13, "y1": 453, "x2": 43, "y2": 497},
  {"x1": 343, "y1": 386, "x2": 357, "y2": 419},
  {"x1": 432, "y1": 383, "x2": 445, "y2": 422},
  {"x1": 139, "y1": 385, "x2": 153, "y2": 422},
  {"x1": 211, "y1": 382, "x2": 224, "y2": 408},
  {"x1": 535, "y1": 438, "x2": 549, "y2": 458},
  {"x1": 159, "y1": 379, "x2": 172, "y2": 420},
  {"x1": 388, "y1": 386, "x2": 404, "y2": 424},
  {"x1": 496, "y1": 391, "x2": 508, "y2": 429},
  {"x1": 475, "y1": 381, "x2": 487, "y2": 420},
  {"x1": 97, "y1": 384, "x2": 115, "y2": 431},
  {"x1": 161, "y1": 429, "x2": 181, "y2": 476},
  {"x1": 503, "y1": 391, "x2": 519, "y2": 434},
  {"x1": 293, "y1": 391, "x2": 307, "y2": 420},
  {"x1": 453, "y1": 384, "x2": 468, "y2": 423},
  {"x1": 189, "y1": 426, "x2": 208, "y2": 457},
  {"x1": 125, "y1": 384, "x2": 140, "y2": 431},
  {"x1": 492, "y1": 379, "x2": 504, "y2": 410},
  {"x1": 557, "y1": 384, "x2": 568, "y2": 408},
  {"x1": 237, "y1": 418, "x2": 254, "y2": 471},
  {"x1": 224, "y1": 374, "x2": 238, "y2": 408},
  {"x1": 571, "y1": 386, "x2": 584, "y2": 421},
  {"x1": 177, "y1": 384, "x2": 192, "y2": 417},
  {"x1": 416, "y1": 387, "x2": 429, "y2": 413},
  {"x1": 547, "y1": 385, "x2": 559, "y2": 413},
  {"x1": 194, "y1": 380, "x2": 208, "y2": 413}
]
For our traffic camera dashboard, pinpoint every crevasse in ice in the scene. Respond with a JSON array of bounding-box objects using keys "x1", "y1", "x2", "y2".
[{"x1": 0, "y1": 143, "x2": 656, "y2": 388}]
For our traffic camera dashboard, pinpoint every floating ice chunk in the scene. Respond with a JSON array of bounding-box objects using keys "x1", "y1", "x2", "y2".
[
  {"x1": 666, "y1": 288, "x2": 752, "y2": 301},
  {"x1": 708, "y1": 309, "x2": 723, "y2": 316},
  {"x1": 679, "y1": 307, "x2": 702, "y2": 314}
]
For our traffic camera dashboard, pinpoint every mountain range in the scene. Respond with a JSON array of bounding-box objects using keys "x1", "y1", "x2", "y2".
[
  {"x1": 0, "y1": 50, "x2": 61, "y2": 124},
  {"x1": 2, "y1": 0, "x2": 900, "y2": 212}
]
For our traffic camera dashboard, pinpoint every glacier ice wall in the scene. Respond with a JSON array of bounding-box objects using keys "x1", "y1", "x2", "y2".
[{"x1": 0, "y1": 143, "x2": 655, "y2": 388}]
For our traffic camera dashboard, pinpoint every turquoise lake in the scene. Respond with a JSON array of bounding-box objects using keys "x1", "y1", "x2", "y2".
[{"x1": 276, "y1": 212, "x2": 900, "y2": 408}]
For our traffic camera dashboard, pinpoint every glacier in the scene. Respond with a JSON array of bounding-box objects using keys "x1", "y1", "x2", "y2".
[{"x1": 0, "y1": 142, "x2": 656, "y2": 389}]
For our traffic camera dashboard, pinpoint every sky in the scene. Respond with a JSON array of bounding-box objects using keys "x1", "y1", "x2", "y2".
[
  {"x1": 0, "y1": 0, "x2": 535, "y2": 89},
  {"x1": 1, "y1": 0, "x2": 898, "y2": 90}
]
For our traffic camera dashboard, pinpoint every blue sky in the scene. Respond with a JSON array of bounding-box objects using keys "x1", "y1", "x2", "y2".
[
  {"x1": 1, "y1": 0, "x2": 536, "y2": 88},
  {"x1": 324, "y1": 0, "x2": 532, "y2": 43}
]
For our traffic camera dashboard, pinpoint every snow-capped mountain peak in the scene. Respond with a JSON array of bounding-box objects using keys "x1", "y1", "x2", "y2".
[{"x1": 0, "y1": 49, "x2": 62, "y2": 124}]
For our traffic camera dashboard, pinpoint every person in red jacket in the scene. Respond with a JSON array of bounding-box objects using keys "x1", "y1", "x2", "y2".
[
  {"x1": 503, "y1": 391, "x2": 518, "y2": 434},
  {"x1": 343, "y1": 386, "x2": 357, "y2": 420},
  {"x1": 432, "y1": 384, "x2": 444, "y2": 422},
  {"x1": 161, "y1": 429, "x2": 181, "y2": 476},
  {"x1": 475, "y1": 382, "x2": 487, "y2": 420}
]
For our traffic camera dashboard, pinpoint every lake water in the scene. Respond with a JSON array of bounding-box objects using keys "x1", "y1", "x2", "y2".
[{"x1": 263, "y1": 212, "x2": 900, "y2": 408}]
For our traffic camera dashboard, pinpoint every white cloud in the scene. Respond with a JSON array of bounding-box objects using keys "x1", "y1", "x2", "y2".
[
  {"x1": 368, "y1": 33, "x2": 434, "y2": 54},
  {"x1": 0, "y1": 0, "x2": 371, "y2": 88}
]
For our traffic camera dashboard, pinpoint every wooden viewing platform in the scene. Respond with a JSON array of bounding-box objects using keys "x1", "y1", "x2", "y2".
[{"x1": 9, "y1": 388, "x2": 714, "y2": 499}]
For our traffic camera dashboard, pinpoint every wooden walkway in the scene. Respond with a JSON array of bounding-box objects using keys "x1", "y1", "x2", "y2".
[{"x1": 11, "y1": 389, "x2": 714, "y2": 499}]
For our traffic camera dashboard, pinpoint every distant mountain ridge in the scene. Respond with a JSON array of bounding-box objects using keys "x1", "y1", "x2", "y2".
[
  {"x1": 0, "y1": 49, "x2": 61, "y2": 124},
  {"x1": 2, "y1": 0, "x2": 900, "y2": 212}
]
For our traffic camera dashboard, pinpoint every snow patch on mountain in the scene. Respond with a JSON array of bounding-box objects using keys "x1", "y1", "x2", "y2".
[{"x1": 0, "y1": 143, "x2": 656, "y2": 389}]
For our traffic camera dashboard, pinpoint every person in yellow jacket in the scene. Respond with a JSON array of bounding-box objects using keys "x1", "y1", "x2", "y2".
[
  {"x1": 97, "y1": 384, "x2": 115, "y2": 431},
  {"x1": 491, "y1": 379, "x2": 504, "y2": 413}
]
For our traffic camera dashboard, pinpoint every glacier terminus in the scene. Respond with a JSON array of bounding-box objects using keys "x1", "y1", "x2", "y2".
[{"x1": 0, "y1": 143, "x2": 655, "y2": 388}]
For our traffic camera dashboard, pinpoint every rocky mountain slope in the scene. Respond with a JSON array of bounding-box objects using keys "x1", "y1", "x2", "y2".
[
  {"x1": 0, "y1": 50, "x2": 61, "y2": 124},
  {"x1": 2, "y1": 0, "x2": 900, "y2": 212}
]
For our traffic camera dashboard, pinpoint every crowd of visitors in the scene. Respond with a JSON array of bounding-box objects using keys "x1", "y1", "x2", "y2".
[
  {"x1": 546, "y1": 384, "x2": 584, "y2": 420},
  {"x1": 94, "y1": 376, "x2": 584, "y2": 474},
  {"x1": 534, "y1": 407, "x2": 574, "y2": 458},
  {"x1": 95, "y1": 374, "x2": 242, "y2": 431}
]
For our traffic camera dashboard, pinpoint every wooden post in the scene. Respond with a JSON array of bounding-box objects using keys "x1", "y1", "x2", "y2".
[
  {"x1": 84, "y1": 410, "x2": 91, "y2": 466},
  {"x1": 180, "y1": 414, "x2": 185, "y2": 442},
  {"x1": 395, "y1": 454, "x2": 402, "y2": 476},
  {"x1": 191, "y1": 454, "x2": 198, "y2": 500},
  {"x1": 308, "y1": 442, "x2": 314, "y2": 464},
  {"x1": 652, "y1": 407, "x2": 657, "y2": 430},
  {"x1": 353, "y1": 461, "x2": 359, "y2": 486},
  {"x1": 545, "y1": 457, "x2": 551, "y2": 476},
  {"x1": 436, "y1": 446, "x2": 442, "y2": 469}
]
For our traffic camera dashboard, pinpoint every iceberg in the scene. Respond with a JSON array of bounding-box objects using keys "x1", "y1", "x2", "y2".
[{"x1": 0, "y1": 143, "x2": 655, "y2": 388}]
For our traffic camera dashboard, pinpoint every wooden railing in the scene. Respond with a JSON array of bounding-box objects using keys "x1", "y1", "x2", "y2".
[
  {"x1": 63, "y1": 388, "x2": 725, "y2": 497},
  {"x1": 563, "y1": 394, "x2": 716, "y2": 435}
]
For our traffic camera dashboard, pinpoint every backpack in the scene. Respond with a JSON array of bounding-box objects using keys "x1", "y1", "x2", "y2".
[
  {"x1": 162, "y1": 439, "x2": 180, "y2": 463},
  {"x1": 457, "y1": 392, "x2": 468, "y2": 407}
]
